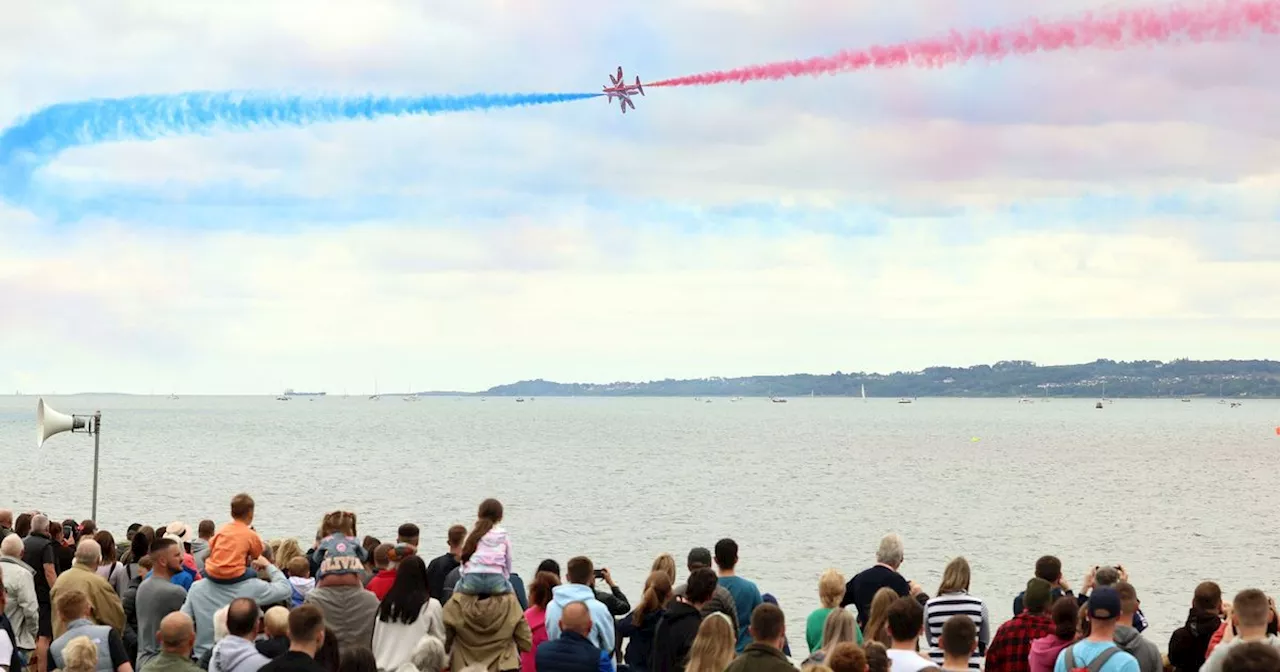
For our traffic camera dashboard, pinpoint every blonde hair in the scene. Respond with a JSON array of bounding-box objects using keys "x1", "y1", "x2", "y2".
[
  {"x1": 264, "y1": 606, "x2": 290, "y2": 637},
  {"x1": 274, "y1": 538, "x2": 304, "y2": 573},
  {"x1": 685, "y1": 613, "x2": 736, "y2": 672},
  {"x1": 62, "y1": 636, "x2": 98, "y2": 672},
  {"x1": 821, "y1": 609, "x2": 859, "y2": 656},
  {"x1": 865, "y1": 588, "x2": 898, "y2": 647},
  {"x1": 819, "y1": 569, "x2": 846, "y2": 609},
  {"x1": 937, "y1": 556, "x2": 971, "y2": 595},
  {"x1": 634, "y1": 571, "x2": 674, "y2": 627},
  {"x1": 651, "y1": 553, "x2": 677, "y2": 585}
]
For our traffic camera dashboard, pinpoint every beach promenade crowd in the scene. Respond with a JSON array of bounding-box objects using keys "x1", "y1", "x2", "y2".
[{"x1": 0, "y1": 496, "x2": 1275, "y2": 672}]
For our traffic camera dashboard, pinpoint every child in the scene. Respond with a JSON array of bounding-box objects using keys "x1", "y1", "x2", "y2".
[
  {"x1": 455, "y1": 498, "x2": 513, "y2": 595},
  {"x1": 204, "y1": 492, "x2": 265, "y2": 584},
  {"x1": 287, "y1": 557, "x2": 314, "y2": 607},
  {"x1": 312, "y1": 510, "x2": 368, "y2": 578},
  {"x1": 256, "y1": 606, "x2": 291, "y2": 659}
]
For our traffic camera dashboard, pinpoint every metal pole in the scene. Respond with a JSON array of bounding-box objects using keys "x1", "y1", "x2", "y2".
[{"x1": 91, "y1": 411, "x2": 101, "y2": 522}]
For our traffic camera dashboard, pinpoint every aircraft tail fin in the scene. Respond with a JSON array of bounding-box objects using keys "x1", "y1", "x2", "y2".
[{"x1": 636, "y1": 77, "x2": 644, "y2": 95}]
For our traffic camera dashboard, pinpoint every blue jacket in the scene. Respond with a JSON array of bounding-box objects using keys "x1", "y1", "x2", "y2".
[
  {"x1": 546, "y1": 584, "x2": 615, "y2": 653},
  {"x1": 616, "y1": 608, "x2": 663, "y2": 672},
  {"x1": 536, "y1": 631, "x2": 613, "y2": 672}
]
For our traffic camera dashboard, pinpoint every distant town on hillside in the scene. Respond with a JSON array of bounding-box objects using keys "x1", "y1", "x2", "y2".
[{"x1": 473, "y1": 359, "x2": 1280, "y2": 398}]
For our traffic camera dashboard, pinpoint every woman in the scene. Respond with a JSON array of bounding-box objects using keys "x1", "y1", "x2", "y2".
[
  {"x1": 93, "y1": 531, "x2": 130, "y2": 597},
  {"x1": 393, "y1": 636, "x2": 447, "y2": 672},
  {"x1": 373, "y1": 556, "x2": 445, "y2": 671},
  {"x1": 443, "y1": 586, "x2": 531, "y2": 672},
  {"x1": 685, "y1": 613, "x2": 736, "y2": 672},
  {"x1": 651, "y1": 554, "x2": 677, "y2": 586},
  {"x1": 275, "y1": 538, "x2": 305, "y2": 574},
  {"x1": 1030, "y1": 597, "x2": 1080, "y2": 672},
  {"x1": 617, "y1": 571, "x2": 673, "y2": 672},
  {"x1": 804, "y1": 610, "x2": 860, "y2": 667},
  {"x1": 521, "y1": 571, "x2": 559, "y2": 672},
  {"x1": 924, "y1": 557, "x2": 988, "y2": 669},
  {"x1": 340, "y1": 647, "x2": 379, "y2": 672},
  {"x1": 317, "y1": 627, "x2": 342, "y2": 672},
  {"x1": 864, "y1": 588, "x2": 898, "y2": 647},
  {"x1": 808, "y1": 569, "x2": 856, "y2": 653},
  {"x1": 122, "y1": 526, "x2": 155, "y2": 579}
]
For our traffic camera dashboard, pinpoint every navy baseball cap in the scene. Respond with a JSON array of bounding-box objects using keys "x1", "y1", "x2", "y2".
[{"x1": 1088, "y1": 587, "x2": 1122, "y2": 620}]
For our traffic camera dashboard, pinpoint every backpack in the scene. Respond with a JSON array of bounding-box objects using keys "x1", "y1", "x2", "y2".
[{"x1": 1064, "y1": 644, "x2": 1123, "y2": 672}]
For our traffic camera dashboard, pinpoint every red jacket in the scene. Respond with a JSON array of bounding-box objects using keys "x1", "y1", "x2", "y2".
[{"x1": 367, "y1": 569, "x2": 397, "y2": 600}]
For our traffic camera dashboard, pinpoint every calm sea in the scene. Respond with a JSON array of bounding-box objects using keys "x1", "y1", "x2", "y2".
[{"x1": 2, "y1": 394, "x2": 1277, "y2": 653}]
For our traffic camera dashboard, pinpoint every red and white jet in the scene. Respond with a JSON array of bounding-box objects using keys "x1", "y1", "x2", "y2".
[{"x1": 603, "y1": 66, "x2": 644, "y2": 114}]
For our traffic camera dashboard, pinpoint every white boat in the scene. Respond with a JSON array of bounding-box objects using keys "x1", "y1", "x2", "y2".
[
  {"x1": 516, "y1": 397, "x2": 525, "y2": 403},
  {"x1": 403, "y1": 382, "x2": 419, "y2": 401},
  {"x1": 770, "y1": 396, "x2": 787, "y2": 403},
  {"x1": 275, "y1": 395, "x2": 290, "y2": 401},
  {"x1": 861, "y1": 383, "x2": 867, "y2": 402},
  {"x1": 369, "y1": 378, "x2": 380, "y2": 401},
  {"x1": 897, "y1": 398, "x2": 913, "y2": 404},
  {"x1": 1018, "y1": 397, "x2": 1034, "y2": 404}
]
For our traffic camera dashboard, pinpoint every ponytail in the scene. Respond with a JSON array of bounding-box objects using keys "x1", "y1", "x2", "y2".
[
  {"x1": 633, "y1": 571, "x2": 673, "y2": 627},
  {"x1": 460, "y1": 498, "x2": 504, "y2": 564}
]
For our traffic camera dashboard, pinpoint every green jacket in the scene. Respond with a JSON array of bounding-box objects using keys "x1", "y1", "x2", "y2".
[
  {"x1": 141, "y1": 651, "x2": 203, "y2": 672},
  {"x1": 725, "y1": 643, "x2": 797, "y2": 672}
]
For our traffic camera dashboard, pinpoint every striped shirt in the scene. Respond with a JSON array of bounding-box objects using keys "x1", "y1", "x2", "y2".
[{"x1": 924, "y1": 591, "x2": 990, "y2": 669}]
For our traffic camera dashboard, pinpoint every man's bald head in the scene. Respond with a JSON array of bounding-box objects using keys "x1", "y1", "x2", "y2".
[
  {"x1": 226, "y1": 598, "x2": 261, "y2": 639},
  {"x1": 0, "y1": 535, "x2": 23, "y2": 558},
  {"x1": 159, "y1": 612, "x2": 196, "y2": 656},
  {"x1": 560, "y1": 601, "x2": 593, "y2": 637},
  {"x1": 0, "y1": 510, "x2": 13, "y2": 528}
]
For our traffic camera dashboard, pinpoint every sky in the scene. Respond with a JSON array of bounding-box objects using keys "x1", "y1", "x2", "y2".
[{"x1": 2, "y1": 1, "x2": 1279, "y2": 395}]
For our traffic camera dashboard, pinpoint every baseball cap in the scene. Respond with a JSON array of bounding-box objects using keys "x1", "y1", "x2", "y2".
[
  {"x1": 318, "y1": 536, "x2": 365, "y2": 579},
  {"x1": 166, "y1": 521, "x2": 192, "y2": 544},
  {"x1": 1088, "y1": 587, "x2": 1122, "y2": 620},
  {"x1": 687, "y1": 547, "x2": 712, "y2": 569}
]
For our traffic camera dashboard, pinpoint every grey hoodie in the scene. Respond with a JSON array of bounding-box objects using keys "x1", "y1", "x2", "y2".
[
  {"x1": 191, "y1": 538, "x2": 211, "y2": 575},
  {"x1": 210, "y1": 635, "x2": 270, "y2": 672},
  {"x1": 1114, "y1": 625, "x2": 1162, "y2": 672}
]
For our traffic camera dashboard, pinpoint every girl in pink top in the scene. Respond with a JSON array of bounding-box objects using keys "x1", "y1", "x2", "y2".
[
  {"x1": 455, "y1": 498, "x2": 514, "y2": 595},
  {"x1": 521, "y1": 571, "x2": 562, "y2": 672}
]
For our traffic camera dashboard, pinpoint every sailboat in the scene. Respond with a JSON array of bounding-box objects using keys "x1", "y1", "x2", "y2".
[
  {"x1": 403, "y1": 382, "x2": 419, "y2": 402},
  {"x1": 1218, "y1": 383, "x2": 1227, "y2": 404},
  {"x1": 369, "y1": 378, "x2": 380, "y2": 401},
  {"x1": 861, "y1": 383, "x2": 867, "y2": 402}
]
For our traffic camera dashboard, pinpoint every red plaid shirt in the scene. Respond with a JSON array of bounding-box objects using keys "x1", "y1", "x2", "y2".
[{"x1": 986, "y1": 612, "x2": 1055, "y2": 672}]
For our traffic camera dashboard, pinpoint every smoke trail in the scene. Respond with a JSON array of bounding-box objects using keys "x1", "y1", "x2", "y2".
[
  {"x1": 648, "y1": 0, "x2": 1280, "y2": 87},
  {"x1": 0, "y1": 90, "x2": 599, "y2": 192}
]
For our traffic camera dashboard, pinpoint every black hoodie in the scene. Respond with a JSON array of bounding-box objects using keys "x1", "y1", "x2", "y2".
[
  {"x1": 651, "y1": 601, "x2": 704, "y2": 672},
  {"x1": 1168, "y1": 609, "x2": 1224, "y2": 672}
]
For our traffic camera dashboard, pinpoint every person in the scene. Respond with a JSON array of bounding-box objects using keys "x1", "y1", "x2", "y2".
[
  {"x1": 51, "y1": 522, "x2": 76, "y2": 575},
  {"x1": 844, "y1": 534, "x2": 930, "y2": 630},
  {"x1": 181, "y1": 554, "x2": 292, "y2": 660},
  {"x1": 1077, "y1": 568, "x2": 1146, "y2": 633},
  {"x1": 865, "y1": 642, "x2": 890, "y2": 672},
  {"x1": 1222, "y1": 643, "x2": 1280, "y2": 672},
  {"x1": 924, "y1": 558, "x2": 988, "y2": 670},
  {"x1": 0, "y1": 512, "x2": 12, "y2": 544},
  {"x1": 365, "y1": 544, "x2": 393, "y2": 590},
  {"x1": 455, "y1": 499, "x2": 514, "y2": 596},
  {"x1": 683, "y1": 614, "x2": 735, "y2": 672},
  {"x1": 50, "y1": 540, "x2": 126, "y2": 638},
  {"x1": 124, "y1": 531, "x2": 152, "y2": 582},
  {"x1": 259, "y1": 605, "x2": 328, "y2": 672},
  {"x1": 1111, "y1": 583, "x2": 1159, "y2": 672},
  {"x1": 0, "y1": 535, "x2": 38, "y2": 664},
  {"x1": 209, "y1": 599, "x2": 270, "y2": 672},
  {"x1": 759, "y1": 595, "x2": 792, "y2": 657},
  {"x1": 205, "y1": 494, "x2": 266, "y2": 584},
  {"x1": 828, "y1": 642, "x2": 870, "y2": 672},
  {"x1": 391, "y1": 635, "x2": 446, "y2": 672},
  {"x1": 288, "y1": 558, "x2": 315, "y2": 607},
  {"x1": 864, "y1": 588, "x2": 899, "y2": 647},
  {"x1": 123, "y1": 554, "x2": 152, "y2": 664},
  {"x1": 0, "y1": 574, "x2": 20, "y2": 672},
  {"x1": 49, "y1": 590, "x2": 131, "y2": 672},
  {"x1": 372, "y1": 556, "x2": 445, "y2": 671},
  {"x1": 135, "y1": 539, "x2": 189, "y2": 671},
  {"x1": 315, "y1": 628, "x2": 341, "y2": 672},
  {"x1": 370, "y1": 545, "x2": 416, "y2": 602},
  {"x1": 1012, "y1": 558, "x2": 1073, "y2": 617},
  {"x1": 141, "y1": 612, "x2": 201, "y2": 672},
  {"x1": 545, "y1": 557, "x2": 614, "y2": 652},
  {"x1": 937, "y1": 616, "x2": 977, "y2": 672},
  {"x1": 1168, "y1": 581, "x2": 1224, "y2": 672},
  {"x1": 988, "y1": 579, "x2": 1055, "y2": 672},
  {"x1": 396, "y1": 525, "x2": 420, "y2": 549},
  {"x1": 616, "y1": 571, "x2": 671, "y2": 672},
  {"x1": 93, "y1": 533, "x2": 130, "y2": 599},
  {"x1": 592, "y1": 567, "x2": 631, "y2": 618},
  {"x1": 723, "y1": 603, "x2": 793, "y2": 672},
  {"x1": 808, "y1": 569, "x2": 853, "y2": 653},
  {"x1": 191, "y1": 521, "x2": 215, "y2": 576},
  {"x1": 304, "y1": 540, "x2": 380, "y2": 652},
  {"x1": 521, "y1": 571, "x2": 559, "y2": 672},
  {"x1": 1201, "y1": 590, "x2": 1280, "y2": 672},
  {"x1": 885, "y1": 596, "x2": 931, "y2": 672},
  {"x1": 338, "y1": 648, "x2": 378, "y2": 672},
  {"x1": 441, "y1": 581, "x2": 531, "y2": 672},
  {"x1": 257, "y1": 607, "x2": 291, "y2": 659},
  {"x1": 651, "y1": 555, "x2": 676, "y2": 587},
  {"x1": 424, "y1": 526, "x2": 466, "y2": 603},
  {"x1": 651, "y1": 567, "x2": 717, "y2": 672},
  {"x1": 671, "y1": 549, "x2": 738, "y2": 635},
  {"x1": 713, "y1": 538, "x2": 761, "y2": 653},
  {"x1": 1051, "y1": 588, "x2": 1139, "y2": 672},
  {"x1": 1028, "y1": 596, "x2": 1078, "y2": 672},
  {"x1": 23, "y1": 513, "x2": 58, "y2": 672},
  {"x1": 802, "y1": 609, "x2": 860, "y2": 667},
  {"x1": 534, "y1": 602, "x2": 610, "y2": 672}
]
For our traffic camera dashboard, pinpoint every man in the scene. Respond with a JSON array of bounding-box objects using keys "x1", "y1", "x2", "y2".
[
  {"x1": 397, "y1": 523, "x2": 420, "y2": 549},
  {"x1": 1201, "y1": 590, "x2": 1280, "y2": 672},
  {"x1": 714, "y1": 538, "x2": 762, "y2": 652},
  {"x1": 1053, "y1": 587, "x2": 1139, "y2": 672},
  {"x1": 303, "y1": 540, "x2": 379, "y2": 651},
  {"x1": 191, "y1": 521, "x2": 215, "y2": 576},
  {"x1": 939, "y1": 616, "x2": 978, "y2": 672},
  {"x1": 844, "y1": 533, "x2": 930, "y2": 629},
  {"x1": 49, "y1": 590, "x2": 132, "y2": 672},
  {"x1": 886, "y1": 596, "x2": 932, "y2": 672},
  {"x1": 827, "y1": 643, "x2": 869, "y2": 672},
  {"x1": 425, "y1": 525, "x2": 466, "y2": 602},
  {"x1": 0, "y1": 511, "x2": 13, "y2": 542},
  {"x1": 49, "y1": 523, "x2": 74, "y2": 575},
  {"x1": 535, "y1": 602, "x2": 611, "y2": 672},
  {"x1": 545, "y1": 557, "x2": 615, "y2": 653},
  {"x1": 49, "y1": 539, "x2": 125, "y2": 638},
  {"x1": 724, "y1": 603, "x2": 793, "y2": 672},
  {"x1": 210, "y1": 599, "x2": 270, "y2": 672},
  {"x1": 1012, "y1": 557, "x2": 1073, "y2": 616},
  {"x1": 0, "y1": 535, "x2": 38, "y2": 663},
  {"x1": 141, "y1": 612, "x2": 202, "y2": 672},
  {"x1": 181, "y1": 554, "x2": 292, "y2": 660},
  {"x1": 672, "y1": 548, "x2": 738, "y2": 634},
  {"x1": 258, "y1": 605, "x2": 327, "y2": 672},
  {"x1": 593, "y1": 567, "x2": 631, "y2": 617},
  {"x1": 1079, "y1": 567, "x2": 1147, "y2": 632},
  {"x1": 1223, "y1": 643, "x2": 1280, "y2": 672},
  {"x1": 1113, "y1": 583, "x2": 1160, "y2": 672},
  {"x1": 136, "y1": 539, "x2": 192, "y2": 671},
  {"x1": 1169, "y1": 581, "x2": 1225, "y2": 672},
  {"x1": 986, "y1": 578, "x2": 1055, "y2": 672},
  {"x1": 652, "y1": 567, "x2": 716, "y2": 672},
  {"x1": 23, "y1": 514, "x2": 57, "y2": 672}
]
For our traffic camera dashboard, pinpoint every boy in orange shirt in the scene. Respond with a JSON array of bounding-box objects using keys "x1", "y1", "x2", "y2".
[{"x1": 203, "y1": 492, "x2": 264, "y2": 583}]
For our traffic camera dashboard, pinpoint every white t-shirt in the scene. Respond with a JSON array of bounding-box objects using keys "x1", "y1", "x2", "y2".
[
  {"x1": 888, "y1": 648, "x2": 934, "y2": 672},
  {"x1": 0, "y1": 628, "x2": 13, "y2": 671}
]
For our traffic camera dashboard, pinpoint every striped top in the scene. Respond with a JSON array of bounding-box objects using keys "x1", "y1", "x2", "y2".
[{"x1": 924, "y1": 591, "x2": 990, "y2": 670}]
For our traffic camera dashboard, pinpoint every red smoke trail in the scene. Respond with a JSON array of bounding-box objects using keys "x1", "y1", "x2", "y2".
[{"x1": 647, "y1": 0, "x2": 1280, "y2": 87}]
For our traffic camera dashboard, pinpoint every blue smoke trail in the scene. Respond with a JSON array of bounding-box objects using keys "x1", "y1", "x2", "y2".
[{"x1": 0, "y1": 90, "x2": 600, "y2": 203}]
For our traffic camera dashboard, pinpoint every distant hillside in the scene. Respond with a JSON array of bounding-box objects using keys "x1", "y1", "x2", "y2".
[{"x1": 478, "y1": 359, "x2": 1280, "y2": 398}]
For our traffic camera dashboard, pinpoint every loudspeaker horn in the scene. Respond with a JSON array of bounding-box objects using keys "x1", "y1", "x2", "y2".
[{"x1": 37, "y1": 398, "x2": 86, "y2": 448}]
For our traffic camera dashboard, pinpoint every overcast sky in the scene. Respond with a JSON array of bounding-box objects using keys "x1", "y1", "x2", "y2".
[{"x1": 2, "y1": 0, "x2": 1279, "y2": 394}]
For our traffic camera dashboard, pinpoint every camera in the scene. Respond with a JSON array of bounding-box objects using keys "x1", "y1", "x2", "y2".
[{"x1": 593, "y1": 569, "x2": 606, "y2": 579}]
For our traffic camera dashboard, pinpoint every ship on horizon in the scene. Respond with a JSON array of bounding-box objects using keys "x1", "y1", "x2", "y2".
[{"x1": 283, "y1": 389, "x2": 327, "y2": 397}]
